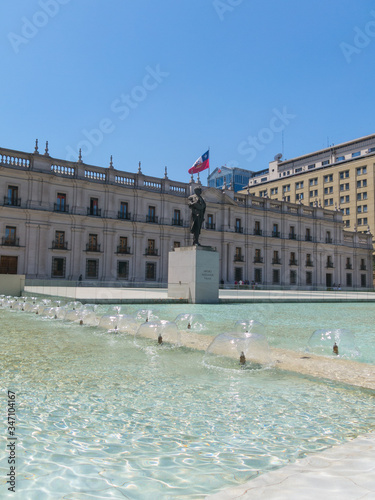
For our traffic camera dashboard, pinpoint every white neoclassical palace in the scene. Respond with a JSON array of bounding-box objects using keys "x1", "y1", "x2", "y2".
[{"x1": 0, "y1": 143, "x2": 373, "y2": 288}]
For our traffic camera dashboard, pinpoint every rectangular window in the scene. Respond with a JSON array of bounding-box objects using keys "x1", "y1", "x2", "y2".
[
  {"x1": 254, "y1": 220, "x2": 261, "y2": 235},
  {"x1": 272, "y1": 224, "x2": 279, "y2": 237},
  {"x1": 336, "y1": 156, "x2": 345, "y2": 162},
  {"x1": 290, "y1": 252, "x2": 297, "y2": 265},
  {"x1": 306, "y1": 271, "x2": 312, "y2": 285},
  {"x1": 254, "y1": 268, "x2": 262, "y2": 283},
  {"x1": 117, "y1": 261, "x2": 129, "y2": 279},
  {"x1": 147, "y1": 206, "x2": 156, "y2": 223},
  {"x1": 147, "y1": 239, "x2": 156, "y2": 256},
  {"x1": 345, "y1": 208, "x2": 350, "y2": 215},
  {"x1": 88, "y1": 234, "x2": 98, "y2": 251},
  {"x1": 363, "y1": 192, "x2": 368, "y2": 200},
  {"x1": 361, "y1": 274, "x2": 367, "y2": 287},
  {"x1": 90, "y1": 198, "x2": 99, "y2": 216},
  {"x1": 207, "y1": 214, "x2": 215, "y2": 230},
  {"x1": 254, "y1": 248, "x2": 262, "y2": 263},
  {"x1": 173, "y1": 241, "x2": 180, "y2": 248},
  {"x1": 324, "y1": 174, "x2": 333, "y2": 182},
  {"x1": 308, "y1": 164, "x2": 315, "y2": 169},
  {"x1": 352, "y1": 151, "x2": 360, "y2": 158},
  {"x1": 4, "y1": 226, "x2": 17, "y2": 245},
  {"x1": 357, "y1": 167, "x2": 367, "y2": 175},
  {"x1": 234, "y1": 247, "x2": 243, "y2": 261},
  {"x1": 51, "y1": 257, "x2": 66, "y2": 278},
  {"x1": 119, "y1": 201, "x2": 129, "y2": 219},
  {"x1": 56, "y1": 193, "x2": 66, "y2": 212},
  {"x1": 173, "y1": 209, "x2": 182, "y2": 226},
  {"x1": 118, "y1": 236, "x2": 128, "y2": 254},
  {"x1": 346, "y1": 273, "x2": 352, "y2": 287},
  {"x1": 86, "y1": 259, "x2": 98, "y2": 279},
  {"x1": 322, "y1": 160, "x2": 330, "y2": 166},
  {"x1": 0, "y1": 256, "x2": 18, "y2": 274},
  {"x1": 296, "y1": 193, "x2": 303, "y2": 200},
  {"x1": 272, "y1": 269, "x2": 280, "y2": 284},
  {"x1": 290, "y1": 270, "x2": 297, "y2": 285},
  {"x1": 234, "y1": 267, "x2": 243, "y2": 282},
  {"x1": 145, "y1": 262, "x2": 156, "y2": 281},
  {"x1": 7, "y1": 186, "x2": 19, "y2": 206},
  {"x1": 339, "y1": 170, "x2": 349, "y2": 179},
  {"x1": 54, "y1": 230, "x2": 65, "y2": 249},
  {"x1": 235, "y1": 218, "x2": 242, "y2": 233}
]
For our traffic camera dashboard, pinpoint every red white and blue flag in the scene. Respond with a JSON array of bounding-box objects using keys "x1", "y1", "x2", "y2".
[{"x1": 188, "y1": 150, "x2": 209, "y2": 174}]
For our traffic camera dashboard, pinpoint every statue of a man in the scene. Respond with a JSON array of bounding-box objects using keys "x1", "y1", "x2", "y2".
[{"x1": 188, "y1": 187, "x2": 206, "y2": 245}]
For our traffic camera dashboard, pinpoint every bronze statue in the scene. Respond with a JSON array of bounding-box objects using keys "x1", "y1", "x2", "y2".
[{"x1": 188, "y1": 187, "x2": 206, "y2": 245}]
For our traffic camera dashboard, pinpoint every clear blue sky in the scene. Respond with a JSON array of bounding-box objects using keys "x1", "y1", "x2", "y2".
[{"x1": 1, "y1": 0, "x2": 375, "y2": 184}]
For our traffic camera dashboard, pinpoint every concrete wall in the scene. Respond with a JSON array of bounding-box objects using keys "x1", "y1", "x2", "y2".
[{"x1": 0, "y1": 274, "x2": 25, "y2": 296}]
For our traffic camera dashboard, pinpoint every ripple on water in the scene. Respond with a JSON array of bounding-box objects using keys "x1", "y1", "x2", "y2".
[{"x1": 0, "y1": 306, "x2": 374, "y2": 498}]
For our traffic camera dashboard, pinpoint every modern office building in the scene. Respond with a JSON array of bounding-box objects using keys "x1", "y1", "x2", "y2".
[
  {"x1": 0, "y1": 143, "x2": 372, "y2": 288},
  {"x1": 208, "y1": 166, "x2": 254, "y2": 192},
  {"x1": 241, "y1": 134, "x2": 375, "y2": 238}
]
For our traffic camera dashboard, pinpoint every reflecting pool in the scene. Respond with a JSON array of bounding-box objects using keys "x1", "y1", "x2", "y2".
[{"x1": 0, "y1": 300, "x2": 374, "y2": 499}]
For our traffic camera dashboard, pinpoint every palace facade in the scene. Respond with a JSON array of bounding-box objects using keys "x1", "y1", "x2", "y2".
[{"x1": 0, "y1": 144, "x2": 373, "y2": 288}]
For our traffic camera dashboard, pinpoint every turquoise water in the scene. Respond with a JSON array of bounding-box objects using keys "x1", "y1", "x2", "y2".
[
  {"x1": 0, "y1": 300, "x2": 374, "y2": 498},
  {"x1": 106, "y1": 301, "x2": 375, "y2": 363}
]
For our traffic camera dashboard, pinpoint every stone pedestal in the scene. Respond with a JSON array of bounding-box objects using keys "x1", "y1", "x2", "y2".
[{"x1": 168, "y1": 246, "x2": 219, "y2": 303}]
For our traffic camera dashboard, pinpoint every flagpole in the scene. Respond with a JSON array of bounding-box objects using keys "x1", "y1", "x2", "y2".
[{"x1": 207, "y1": 146, "x2": 210, "y2": 181}]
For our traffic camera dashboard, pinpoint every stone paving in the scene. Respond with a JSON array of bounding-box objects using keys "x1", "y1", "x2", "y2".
[
  {"x1": 23, "y1": 286, "x2": 375, "y2": 303},
  {"x1": 206, "y1": 433, "x2": 375, "y2": 500}
]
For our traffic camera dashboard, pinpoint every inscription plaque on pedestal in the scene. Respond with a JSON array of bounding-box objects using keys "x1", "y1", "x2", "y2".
[{"x1": 168, "y1": 246, "x2": 219, "y2": 304}]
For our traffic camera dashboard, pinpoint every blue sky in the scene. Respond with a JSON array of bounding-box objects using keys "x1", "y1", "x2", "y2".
[{"x1": 1, "y1": 0, "x2": 375, "y2": 184}]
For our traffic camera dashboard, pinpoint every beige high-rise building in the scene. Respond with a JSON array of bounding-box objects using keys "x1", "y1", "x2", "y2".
[{"x1": 240, "y1": 134, "x2": 375, "y2": 241}]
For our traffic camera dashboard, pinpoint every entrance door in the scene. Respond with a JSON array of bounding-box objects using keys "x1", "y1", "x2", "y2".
[
  {"x1": 326, "y1": 273, "x2": 332, "y2": 287},
  {"x1": 0, "y1": 256, "x2": 18, "y2": 274}
]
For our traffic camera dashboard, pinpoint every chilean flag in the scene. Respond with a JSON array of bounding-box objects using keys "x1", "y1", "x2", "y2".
[{"x1": 188, "y1": 150, "x2": 209, "y2": 174}]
